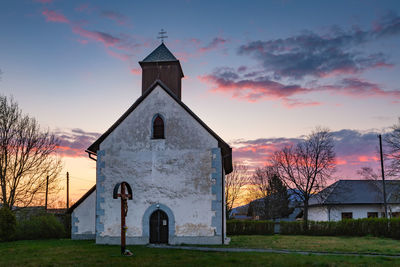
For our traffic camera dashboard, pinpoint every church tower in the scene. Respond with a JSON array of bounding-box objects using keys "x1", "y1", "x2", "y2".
[{"x1": 139, "y1": 43, "x2": 184, "y2": 99}]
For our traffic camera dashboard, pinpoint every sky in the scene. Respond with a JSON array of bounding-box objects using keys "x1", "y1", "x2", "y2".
[{"x1": 0, "y1": 0, "x2": 400, "y2": 203}]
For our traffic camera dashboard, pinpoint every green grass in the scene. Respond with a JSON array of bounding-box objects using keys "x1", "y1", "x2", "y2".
[
  {"x1": 0, "y1": 239, "x2": 400, "y2": 266},
  {"x1": 224, "y1": 235, "x2": 400, "y2": 255}
]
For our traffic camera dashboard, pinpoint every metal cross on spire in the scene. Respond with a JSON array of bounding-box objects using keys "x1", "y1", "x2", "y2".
[{"x1": 157, "y1": 29, "x2": 168, "y2": 43}]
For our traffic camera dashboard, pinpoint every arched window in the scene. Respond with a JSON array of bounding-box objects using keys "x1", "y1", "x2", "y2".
[{"x1": 152, "y1": 115, "x2": 165, "y2": 139}]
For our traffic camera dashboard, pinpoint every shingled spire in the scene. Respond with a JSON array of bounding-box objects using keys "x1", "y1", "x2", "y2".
[{"x1": 139, "y1": 43, "x2": 184, "y2": 99}]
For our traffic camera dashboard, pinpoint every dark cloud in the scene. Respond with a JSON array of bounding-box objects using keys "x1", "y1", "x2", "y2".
[
  {"x1": 238, "y1": 12, "x2": 400, "y2": 80},
  {"x1": 238, "y1": 30, "x2": 393, "y2": 80},
  {"x1": 201, "y1": 13, "x2": 400, "y2": 105},
  {"x1": 55, "y1": 128, "x2": 101, "y2": 158}
]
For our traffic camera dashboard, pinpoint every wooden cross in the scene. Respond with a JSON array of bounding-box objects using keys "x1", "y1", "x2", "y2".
[
  {"x1": 113, "y1": 182, "x2": 133, "y2": 256},
  {"x1": 157, "y1": 29, "x2": 168, "y2": 43}
]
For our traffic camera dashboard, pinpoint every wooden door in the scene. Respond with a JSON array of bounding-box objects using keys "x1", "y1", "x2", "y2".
[{"x1": 150, "y1": 210, "x2": 168, "y2": 244}]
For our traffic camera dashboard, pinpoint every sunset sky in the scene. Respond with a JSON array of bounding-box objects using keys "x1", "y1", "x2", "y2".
[{"x1": 1, "y1": 0, "x2": 399, "y2": 203}]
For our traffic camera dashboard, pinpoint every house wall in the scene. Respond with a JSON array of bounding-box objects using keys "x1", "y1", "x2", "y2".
[
  {"x1": 95, "y1": 85, "x2": 224, "y2": 245},
  {"x1": 309, "y1": 204, "x2": 400, "y2": 221},
  {"x1": 71, "y1": 190, "x2": 96, "y2": 239},
  {"x1": 308, "y1": 206, "x2": 329, "y2": 221}
]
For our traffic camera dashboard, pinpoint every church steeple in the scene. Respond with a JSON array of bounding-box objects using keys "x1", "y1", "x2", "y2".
[{"x1": 139, "y1": 42, "x2": 184, "y2": 99}]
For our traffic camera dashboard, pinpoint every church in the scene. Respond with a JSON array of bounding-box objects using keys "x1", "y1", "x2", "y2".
[{"x1": 68, "y1": 41, "x2": 233, "y2": 245}]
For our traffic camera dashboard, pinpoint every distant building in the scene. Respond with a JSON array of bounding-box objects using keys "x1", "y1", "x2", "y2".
[
  {"x1": 247, "y1": 189, "x2": 303, "y2": 221},
  {"x1": 68, "y1": 42, "x2": 232, "y2": 245},
  {"x1": 230, "y1": 204, "x2": 251, "y2": 220},
  {"x1": 308, "y1": 180, "x2": 400, "y2": 221}
]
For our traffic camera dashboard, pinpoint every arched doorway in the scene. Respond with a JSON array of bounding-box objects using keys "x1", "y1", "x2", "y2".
[{"x1": 149, "y1": 210, "x2": 169, "y2": 244}]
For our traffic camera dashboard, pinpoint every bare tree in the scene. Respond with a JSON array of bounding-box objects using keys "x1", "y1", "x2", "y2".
[
  {"x1": 249, "y1": 166, "x2": 291, "y2": 219},
  {"x1": 271, "y1": 128, "x2": 336, "y2": 225},
  {"x1": 225, "y1": 162, "x2": 248, "y2": 219},
  {"x1": 357, "y1": 166, "x2": 399, "y2": 217},
  {"x1": 0, "y1": 95, "x2": 62, "y2": 209},
  {"x1": 385, "y1": 118, "x2": 400, "y2": 178}
]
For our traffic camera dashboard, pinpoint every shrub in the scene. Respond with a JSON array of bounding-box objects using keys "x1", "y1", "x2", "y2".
[
  {"x1": 0, "y1": 206, "x2": 16, "y2": 241},
  {"x1": 15, "y1": 214, "x2": 66, "y2": 240},
  {"x1": 280, "y1": 221, "x2": 304, "y2": 235},
  {"x1": 279, "y1": 218, "x2": 398, "y2": 238},
  {"x1": 227, "y1": 220, "x2": 274, "y2": 235}
]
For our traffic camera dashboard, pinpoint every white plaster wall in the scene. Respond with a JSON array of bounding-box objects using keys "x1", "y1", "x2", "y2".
[
  {"x1": 98, "y1": 86, "x2": 220, "y2": 239},
  {"x1": 72, "y1": 190, "x2": 96, "y2": 235},
  {"x1": 308, "y1": 206, "x2": 329, "y2": 221},
  {"x1": 309, "y1": 205, "x2": 396, "y2": 221}
]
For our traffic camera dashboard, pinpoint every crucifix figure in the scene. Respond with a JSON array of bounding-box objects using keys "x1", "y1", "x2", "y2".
[
  {"x1": 113, "y1": 181, "x2": 133, "y2": 256},
  {"x1": 157, "y1": 29, "x2": 168, "y2": 43}
]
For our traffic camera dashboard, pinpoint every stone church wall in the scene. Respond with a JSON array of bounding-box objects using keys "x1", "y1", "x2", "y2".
[{"x1": 95, "y1": 86, "x2": 224, "y2": 245}]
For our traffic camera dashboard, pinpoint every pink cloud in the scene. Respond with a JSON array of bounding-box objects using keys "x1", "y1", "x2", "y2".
[
  {"x1": 75, "y1": 4, "x2": 90, "y2": 12},
  {"x1": 35, "y1": 0, "x2": 53, "y2": 3},
  {"x1": 55, "y1": 128, "x2": 100, "y2": 158},
  {"x1": 106, "y1": 49, "x2": 131, "y2": 61},
  {"x1": 130, "y1": 68, "x2": 141, "y2": 75},
  {"x1": 199, "y1": 37, "x2": 228, "y2": 53},
  {"x1": 101, "y1": 10, "x2": 128, "y2": 26},
  {"x1": 321, "y1": 78, "x2": 400, "y2": 100},
  {"x1": 77, "y1": 39, "x2": 88, "y2": 45},
  {"x1": 199, "y1": 72, "x2": 316, "y2": 108},
  {"x1": 72, "y1": 26, "x2": 120, "y2": 47},
  {"x1": 231, "y1": 129, "x2": 384, "y2": 179},
  {"x1": 42, "y1": 9, "x2": 69, "y2": 23}
]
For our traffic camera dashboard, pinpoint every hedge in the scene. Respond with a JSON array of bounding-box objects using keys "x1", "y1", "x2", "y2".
[
  {"x1": 227, "y1": 220, "x2": 274, "y2": 235},
  {"x1": 0, "y1": 207, "x2": 16, "y2": 241},
  {"x1": 15, "y1": 214, "x2": 67, "y2": 240},
  {"x1": 280, "y1": 218, "x2": 400, "y2": 239}
]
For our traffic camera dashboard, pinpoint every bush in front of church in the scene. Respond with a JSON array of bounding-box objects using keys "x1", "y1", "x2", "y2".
[
  {"x1": 0, "y1": 206, "x2": 17, "y2": 241},
  {"x1": 15, "y1": 214, "x2": 66, "y2": 240}
]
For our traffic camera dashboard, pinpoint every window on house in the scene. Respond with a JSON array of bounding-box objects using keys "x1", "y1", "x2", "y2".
[
  {"x1": 341, "y1": 212, "x2": 353, "y2": 220},
  {"x1": 391, "y1": 212, "x2": 400, "y2": 218},
  {"x1": 152, "y1": 115, "x2": 165, "y2": 139},
  {"x1": 367, "y1": 212, "x2": 378, "y2": 218}
]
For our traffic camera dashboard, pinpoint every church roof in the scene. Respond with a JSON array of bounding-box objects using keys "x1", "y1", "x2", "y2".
[
  {"x1": 86, "y1": 80, "x2": 233, "y2": 174},
  {"x1": 141, "y1": 43, "x2": 178, "y2": 62}
]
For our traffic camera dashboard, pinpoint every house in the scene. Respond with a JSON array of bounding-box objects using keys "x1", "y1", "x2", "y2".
[
  {"x1": 68, "y1": 42, "x2": 233, "y2": 245},
  {"x1": 308, "y1": 180, "x2": 400, "y2": 221},
  {"x1": 230, "y1": 204, "x2": 251, "y2": 220}
]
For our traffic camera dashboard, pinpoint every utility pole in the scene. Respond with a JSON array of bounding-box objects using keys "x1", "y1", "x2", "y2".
[
  {"x1": 67, "y1": 172, "x2": 69, "y2": 210},
  {"x1": 379, "y1": 134, "x2": 388, "y2": 218},
  {"x1": 45, "y1": 176, "x2": 49, "y2": 210}
]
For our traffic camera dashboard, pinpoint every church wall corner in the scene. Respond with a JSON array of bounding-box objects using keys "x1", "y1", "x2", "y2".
[
  {"x1": 95, "y1": 150, "x2": 106, "y2": 239},
  {"x1": 211, "y1": 147, "x2": 222, "y2": 236}
]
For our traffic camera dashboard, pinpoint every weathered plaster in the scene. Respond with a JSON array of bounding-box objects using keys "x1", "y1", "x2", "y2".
[
  {"x1": 95, "y1": 150, "x2": 106, "y2": 238},
  {"x1": 95, "y1": 85, "x2": 223, "y2": 245},
  {"x1": 71, "y1": 188, "x2": 96, "y2": 240},
  {"x1": 211, "y1": 147, "x2": 222, "y2": 236}
]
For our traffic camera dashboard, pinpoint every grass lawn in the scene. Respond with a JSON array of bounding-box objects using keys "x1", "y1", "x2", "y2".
[
  {"x1": 0, "y1": 239, "x2": 399, "y2": 266},
  {"x1": 225, "y1": 235, "x2": 400, "y2": 255}
]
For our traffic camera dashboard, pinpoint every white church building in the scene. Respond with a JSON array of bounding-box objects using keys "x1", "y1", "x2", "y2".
[{"x1": 68, "y1": 42, "x2": 233, "y2": 245}]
